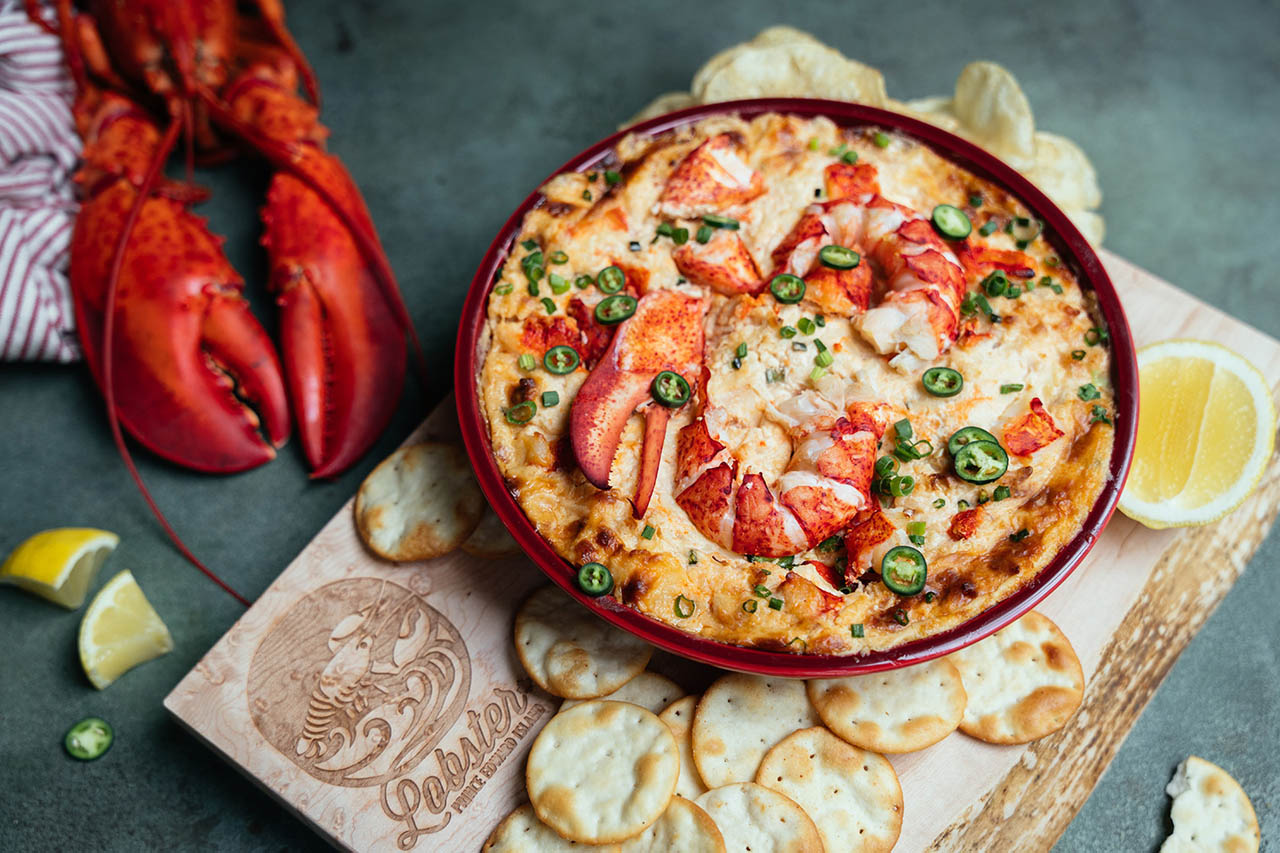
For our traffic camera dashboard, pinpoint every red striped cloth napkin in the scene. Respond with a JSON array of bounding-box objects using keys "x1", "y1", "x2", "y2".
[{"x1": 0, "y1": 1, "x2": 79, "y2": 363}]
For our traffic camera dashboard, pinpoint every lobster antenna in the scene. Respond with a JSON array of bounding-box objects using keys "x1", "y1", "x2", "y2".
[
  {"x1": 100, "y1": 117, "x2": 252, "y2": 608},
  {"x1": 194, "y1": 86, "x2": 430, "y2": 389}
]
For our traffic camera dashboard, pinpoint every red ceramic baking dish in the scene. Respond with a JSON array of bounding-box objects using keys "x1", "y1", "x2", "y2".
[{"x1": 455, "y1": 98, "x2": 1138, "y2": 677}]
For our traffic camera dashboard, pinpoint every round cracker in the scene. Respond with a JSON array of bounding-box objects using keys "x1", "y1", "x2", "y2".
[
  {"x1": 806, "y1": 658, "x2": 966, "y2": 753},
  {"x1": 948, "y1": 611, "x2": 1085, "y2": 744},
  {"x1": 483, "y1": 803, "x2": 620, "y2": 852},
  {"x1": 695, "y1": 782, "x2": 823, "y2": 853},
  {"x1": 515, "y1": 586, "x2": 652, "y2": 699},
  {"x1": 659, "y1": 695, "x2": 708, "y2": 800},
  {"x1": 561, "y1": 671, "x2": 683, "y2": 716},
  {"x1": 691, "y1": 673, "x2": 820, "y2": 788},
  {"x1": 526, "y1": 700, "x2": 679, "y2": 844},
  {"x1": 619, "y1": 796, "x2": 725, "y2": 853},
  {"x1": 756, "y1": 727, "x2": 903, "y2": 853},
  {"x1": 354, "y1": 442, "x2": 483, "y2": 561},
  {"x1": 460, "y1": 508, "x2": 522, "y2": 559},
  {"x1": 1163, "y1": 756, "x2": 1260, "y2": 853}
]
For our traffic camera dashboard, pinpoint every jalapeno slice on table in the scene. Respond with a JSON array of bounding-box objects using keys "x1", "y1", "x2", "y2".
[
  {"x1": 921, "y1": 366, "x2": 963, "y2": 397},
  {"x1": 818, "y1": 245, "x2": 860, "y2": 269},
  {"x1": 543, "y1": 345, "x2": 580, "y2": 374},
  {"x1": 65, "y1": 717, "x2": 113, "y2": 761},
  {"x1": 651, "y1": 370, "x2": 691, "y2": 407},
  {"x1": 595, "y1": 294, "x2": 637, "y2": 324},
  {"x1": 953, "y1": 439, "x2": 1009, "y2": 484},
  {"x1": 769, "y1": 273, "x2": 806, "y2": 304},
  {"x1": 577, "y1": 562, "x2": 614, "y2": 596},
  {"x1": 931, "y1": 204, "x2": 972, "y2": 239},
  {"x1": 882, "y1": 546, "x2": 927, "y2": 596},
  {"x1": 947, "y1": 425, "x2": 999, "y2": 457},
  {"x1": 596, "y1": 265, "x2": 626, "y2": 293}
]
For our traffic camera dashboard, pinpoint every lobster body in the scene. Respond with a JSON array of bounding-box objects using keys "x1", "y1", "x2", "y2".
[{"x1": 36, "y1": 0, "x2": 410, "y2": 476}]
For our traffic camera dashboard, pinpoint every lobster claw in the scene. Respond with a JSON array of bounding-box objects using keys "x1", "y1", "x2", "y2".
[
  {"x1": 570, "y1": 290, "x2": 704, "y2": 515},
  {"x1": 70, "y1": 183, "x2": 291, "y2": 472}
]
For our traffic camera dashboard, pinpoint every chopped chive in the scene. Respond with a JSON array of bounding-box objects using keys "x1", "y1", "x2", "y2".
[
  {"x1": 754, "y1": 584, "x2": 771, "y2": 597},
  {"x1": 779, "y1": 325, "x2": 797, "y2": 338},
  {"x1": 548, "y1": 273, "x2": 569, "y2": 294},
  {"x1": 1000, "y1": 383, "x2": 1024, "y2": 394},
  {"x1": 689, "y1": 550, "x2": 699, "y2": 564},
  {"x1": 807, "y1": 137, "x2": 820, "y2": 150},
  {"x1": 518, "y1": 353, "x2": 535, "y2": 371},
  {"x1": 696, "y1": 225, "x2": 713, "y2": 244},
  {"x1": 809, "y1": 366, "x2": 828, "y2": 382},
  {"x1": 969, "y1": 193, "x2": 982, "y2": 207},
  {"x1": 1009, "y1": 528, "x2": 1031, "y2": 542},
  {"x1": 540, "y1": 390, "x2": 560, "y2": 408},
  {"x1": 674, "y1": 595, "x2": 695, "y2": 618},
  {"x1": 797, "y1": 317, "x2": 816, "y2": 335},
  {"x1": 742, "y1": 599, "x2": 758, "y2": 613},
  {"x1": 933, "y1": 498, "x2": 946, "y2": 509},
  {"x1": 813, "y1": 339, "x2": 827, "y2": 353},
  {"x1": 541, "y1": 297, "x2": 557, "y2": 314},
  {"x1": 735, "y1": 342, "x2": 748, "y2": 359},
  {"x1": 494, "y1": 283, "x2": 513, "y2": 295},
  {"x1": 604, "y1": 170, "x2": 621, "y2": 185},
  {"x1": 993, "y1": 484, "x2": 1011, "y2": 500},
  {"x1": 979, "y1": 219, "x2": 998, "y2": 237},
  {"x1": 765, "y1": 367, "x2": 786, "y2": 384},
  {"x1": 873, "y1": 131, "x2": 890, "y2": 148},
  {"x1": 1078, "y1": 383, "x2": 1101, "y2": 401},
  {"x1": 851, "y1": 623, "x2": 865, "y2": 638},
  {"x1": 815, "y1": 350, "x2": 834, "y2": 368},
  {"x1": 642, "y1": 524, "x2": 655, "y2": 540},
  {"x1": 768, "y1": 597, "x2": 784, "y2": 611}
]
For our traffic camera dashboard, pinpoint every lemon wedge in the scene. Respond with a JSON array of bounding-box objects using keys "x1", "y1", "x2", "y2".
[
  {"x1": 1119, "y1": 340, "x2": 1275, "y2": 528},
  {"x1": 78, "y1": 570, "x2": 174, "y2": 689},
  {"x1": 0, "y1": 528, "x2": 119, "y2": 609}
]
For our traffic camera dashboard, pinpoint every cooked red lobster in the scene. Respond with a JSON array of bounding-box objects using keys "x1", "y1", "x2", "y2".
[{"x1": 28, "y1": 0, "x2": 418, "y2": 478}]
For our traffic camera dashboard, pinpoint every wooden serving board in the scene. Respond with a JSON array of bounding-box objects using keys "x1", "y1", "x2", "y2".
[{"x1": 165, "y1": 249, "x2": 1280, "y2": 852}]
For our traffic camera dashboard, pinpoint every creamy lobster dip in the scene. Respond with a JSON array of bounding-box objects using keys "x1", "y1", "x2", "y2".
[{"x1": 477, "y1": 113, "x2": 1114, "y2": 655}]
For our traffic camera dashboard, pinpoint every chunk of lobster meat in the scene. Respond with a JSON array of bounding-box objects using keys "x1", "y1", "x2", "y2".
[
  {"x1": 659, "y1": 133, "x2": 766, "y2": 218},
  {"x1": 823, "y1": 161, "x2": 880, "y2": 201},
  {"x1": 778, "y1": 569, "x2": 844, "y2": 617},
  {"x1": 1003, "y1": 397, "x2": 1064, "y2": 456},
  {"x1": 778, "y1": 418, "x2": 878, "y2": 545},
  {"x1": 843, "y1": 508, "x2": 896, "y2": 580},
  {"x1": 771, "y1": 209, "x2": 828, "y2": 273},
  {"x1": 567, "y1": 297, "x2": 613, "y2": 367},
  {"x1": 957, "y1": 242, "x2": 1036, "y2": 279},
  {"x1": 673, "y1": 228, "x2": 763, "y2": 295},
  {"x1": 570, "y1": 290, "x2": 704, "y2": 494},
  {"x1": 732, "y1": 473, "x2": 810, "y2": 557},
  {"x1": 948, "y1": 506, "x2": 984, "y2": 541},
  {"x1": 804, "y1": 263, "x2": 873, "y2": 315},
  {"x1": 520, "y1": 314, "x2": 581, "y2": 357},
  {"x1": 70, "y1": 182, "x2": 291, "y2": 473}
]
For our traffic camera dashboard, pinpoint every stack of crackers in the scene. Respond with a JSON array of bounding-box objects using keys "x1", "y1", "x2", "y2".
[{"x1": 485, "y1": 585, "x2": 1085, "y2": 851}]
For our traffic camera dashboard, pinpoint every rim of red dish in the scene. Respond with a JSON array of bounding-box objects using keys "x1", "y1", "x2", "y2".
[{"x1": 455, "y1": 97, "x2": 1138, "y2": 678}]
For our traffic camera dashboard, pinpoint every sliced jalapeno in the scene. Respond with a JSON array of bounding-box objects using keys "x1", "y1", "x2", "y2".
[
  {"x1": 818, "y1": 245, "x2": 860, "y2": 269},
  {"x1": 596, "y1": 265, "x2": 625, "y2": 293},
  {"x1": 651, "y1": 370, "x2": 691, "y2": 407},
  {"x1": 947, "y1": 425, "x2": 998, "y2": 457},
  {"x1": 595, "y1": 294, "x2": 637, "y2": 324},
  {"x1": 881, "y1": 546, "x2": 927, "y2": 596},
  {"x1": 922, "y1": 366, "x2": 964, "y2": 397},
  {"x1": 931, "y1": 204, "x2": 972, "y2": 239},
  {"x1": 953, "y1": 439, "x2": 1009, "y2": 484},
  {"x1": 769, "y1": 273, "x2": 806, "y2": 304},
  {"x1": 577, "y1": 562, "x2": 613, "y2": 596},
  {"x1": 65, "y1": 717, "x2": 113, "y2": 761},
  {"x1": 543, "y1": 345, "x2": 580, "y2": 374}
]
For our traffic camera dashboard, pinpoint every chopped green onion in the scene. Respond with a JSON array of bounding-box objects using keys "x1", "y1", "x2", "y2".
[
  {"x1": 791, "y1": 342, "x2": 808, "y2": 352},
  {"x1": 1006, "y1": 286, "x2": 1022, "y2": 298},
  {"x1": 807, "y1": 137, "x2": 820, "y2": 150},
  {"x1": 1046, "y1": 256, "x2": 1060, "y2": 267},
  {"x1": 702, "y1": 213, "x2": 740, "y2": 230},
  {"x1": 1009, "y1": 528, "x2": 1031, "y2": 542},
  {"x1": 813, "y1": 339, "x2": 827, "y2": 352},
  {"x1": 818, "y1": 535, "x2": 842, "y2": 552},
  {"x1": 548, "y1": 273, "x2": 569, "y2": 294},
  {"x1": 604, "y1": 170, "x2": 621, "y2": 185},
  {"x1": 982, "y1": 271, "x2": 1009, "y2": 297},
  {"x1": 504, "y1": 400, "x2": 537, "y2": 425},
  {"x1": 1078, "y1": 383, "x2": 1101, "y2": 401},
  {"x1": 924, "y1": 591, "x2": 936, "y2": 603},
  {"x1": 809, "y1": 366, "x2": 828, "y2": 382},
  {"x1": 540, "y1": 390, "x2": 559, "y2": 408},
  {"x1": 754, "y1": 584, "x2": 771, "y2": 597},
  {"x1": 797, "y1": 317, "x2": 816, "y2": 335},
  {"x1": 768, "y1": 597, "x2": 784, "y2": 611},
  {"x1": 1071, "y1": 349, "x2": 1087, "y2": 360},
  {"x1": 893, "y1": 609, "x2": 909, "y2": 626},
  {"x1": 742, "y1": 599, "x2": 758, "y2": 613},
  {"x1": 933, "y1": 498, "x2": 946, "y2": 509},
  {"x1": 815, "y1": 314, "x2": 826, "y2": 327},
  {"x1": 815, "y1": 350, "x2": 834, "y2": 368},
  {"x1": 841, "y1": 149, "x2": 858, "y2": 164},
  {"x1": 518, "y1": 353, "x2": 535, "y2": 371},
  {"x1": 875, "y1": 456, "x2": 898, "y2": 478},
  {"x1": 656, "y1": 222, "x2": 674, "y2": 238},
  {"x1": 1085, "y1": 326, "x2": 1110, "y2": 346},
  {"x1": 642, "y1": 524, "x2": 655, "y2": 540},
  {"x1": 540, "y1": 297, "x2": 556, "y2": 314},
  {"x1": 779, "y1": 325, "x2": 797, "y2": 338},
  {"x1": 829, "y1": 143, "x2": 848, "y2": 157},
  {"x1": 969, "y1": 193, "x2": 983, "y2": 207},
  {"x1": 582, "y1": 189, "x2": 592, "y2": 201},
  {"x1": 735, "y1": 342, "x2": 748, "y2": 359},
  {"x1": 548, "y1": 250, "x2": 568, "y2": 265},
  {"x1": 689, "y1": 550, "x2": 699, "y2": 564},
  {"x1": 587, "y1": 172, "x2": 598, "y2": 182},
  {"x1": 907, "y1": 521, "x2": 926, "y2": 546},
  {"x1": 873, "y1": 131, "x2": 890, "y2": 148},
  {"x1": 977, "y1": 489, "x2": 990, "y2": 505},
  {"x1": 957, "y1": 499, "x2": 970, "y2": 510},
  {"x1": 696, "y1": 225, "x2": 713, "y2": 244},
  {"x1": 521, "y1": 239, "x2": 539, "y2": 251},
  {"x1": 527, "y1": 281, "x2": 540, "y2": 297},
  {"x1": 787, "y1": 637, "x2": 807, "y2": 652},
  {"x1": 494, "y1": 283, "x2": 513, "y2": 295},
  {"x1": 978, "y1": 219, "x2": 998, "y2": 237},
  {"x1": 993, "y1": 484, "x2": 1010, "y2": 500},
  {"x1": 574, "y1": 274, "x2": 594, "y2": 289},
  {"x1": 765, "y1": 368, "x2": 786, "y2": 384},
  {"x1": 673, "y1": 227, "x2": 689, "y2": 245},
  {"x1": 1000, "y1": 383, "x2": 1024, "y2": 394},
  {"x1": 628, "y1": 241, "x2": 641, "y2": 252},
  {"x1": 851, "y1": 623, "x2": 865, "y2": 638},
  {"x1": 894, "y1": 418, "x2": 913, "y2": 440},
  {"x1": 1091, "y1": 404, "x2": 1112, "y2": 425}
]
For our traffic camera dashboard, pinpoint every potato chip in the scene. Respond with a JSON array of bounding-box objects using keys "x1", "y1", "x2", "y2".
[
  {"x1": 952, "y1": 61, "x2": 1036, "y2": 169},
  {"x1": 1025, "y1": 131, "x2": 1103, "y2": 211},
  {"x1": 354, "y1": 442, "x2": 484, "y2": 562}
]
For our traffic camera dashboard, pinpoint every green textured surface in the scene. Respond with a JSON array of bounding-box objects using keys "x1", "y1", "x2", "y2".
[{"x1": 1, "y1": 1, "x2": 1277, "y2": 850}]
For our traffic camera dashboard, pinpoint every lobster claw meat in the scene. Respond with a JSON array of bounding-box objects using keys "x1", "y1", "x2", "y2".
[
  {"x1": 570, "y1": 290, "x2": 704, "y2": 516},
  {"x1": 71, "y1": 92, "x2": 290, "y2": 473},
  {"x1": 659, "y1": 133, "x2": 766, "y2": 218}
]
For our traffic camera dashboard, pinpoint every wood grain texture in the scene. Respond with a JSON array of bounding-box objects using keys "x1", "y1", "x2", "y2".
[{"x1": 165, "y1": 250, "x2": 1280, "y2": 852}]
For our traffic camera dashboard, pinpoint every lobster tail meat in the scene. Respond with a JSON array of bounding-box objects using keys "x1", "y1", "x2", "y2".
[{"x1": 569, "y1": 290, "x2": 704, "y2": 508}]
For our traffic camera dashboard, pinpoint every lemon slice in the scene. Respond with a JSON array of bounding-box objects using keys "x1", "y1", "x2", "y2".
[
  {"x1": 0, "y1": 528, "x2": 120, "y2": 609},
  {"x1": 78, "y1": 570, "x2": 174, "y2": 690},
  {"x1": 1119, "y1": 340, "x2": 1276, "y2": 528}
]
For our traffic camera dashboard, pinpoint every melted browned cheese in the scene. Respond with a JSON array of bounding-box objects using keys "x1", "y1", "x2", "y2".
[{"x1": 478, "y1": 114, "x2": 1114, "y2": 655}]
